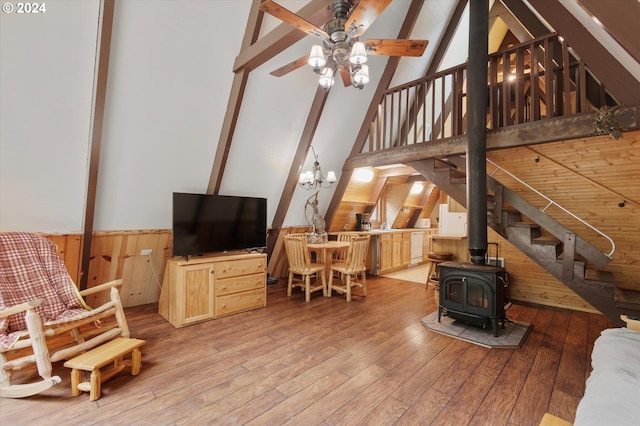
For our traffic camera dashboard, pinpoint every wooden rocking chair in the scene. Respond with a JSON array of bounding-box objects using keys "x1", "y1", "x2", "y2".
[{"x1": 0, "y1": 232, "x2": 130, "y2": 398}]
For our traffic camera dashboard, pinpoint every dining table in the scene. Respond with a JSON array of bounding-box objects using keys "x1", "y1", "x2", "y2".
[{"x1": 307, "y1": 240, "x2": 350, "y2": 283}]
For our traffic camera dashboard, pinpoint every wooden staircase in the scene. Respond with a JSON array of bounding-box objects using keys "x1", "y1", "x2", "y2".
[{"x1": 409, "y1": 156, "x2": 640, "y2": 325}]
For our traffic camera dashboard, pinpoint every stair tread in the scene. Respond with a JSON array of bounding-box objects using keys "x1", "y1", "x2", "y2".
[
  {"x1": 584, "y1": 269, "x2": 615, "y2": 287},
  {"x1": 510, "y1": 222, "x2": 540, "y2": 228},
  {"x1": 532, "y1": 236, "x2": 561, "y2": 245},
  {"x1": 585, "y1": 269, "x2": 614, "y2": 281},
  {"x1": 615, "y1": 287, "x2": 640, "y2": 310},
  {"x1": 558, "y1": 252, "x2": 587, "y2": 264}
]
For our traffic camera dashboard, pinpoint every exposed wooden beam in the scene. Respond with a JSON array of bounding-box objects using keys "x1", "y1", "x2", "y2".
[
  {"x1": 80, "y1": 0, "x2": 114, "y2": 291},
  {"x1": 578, "y1": 0, "x2": 640, "y2": 64},
  {"x1": 209, "y1": 1, "x2": 333, "y2": 195},
  {"x1": 233, "y1": 0, "x2": 332, "y2": 72},
  {"x1": 324, "y1": 0, "x2": 426, "y2": 227},
  {"x1": 500, "y1": 0, "x2": 549, "y2": 38},
  {"x1": 491, "y1": 1, "x2": 533, "y2": 42},
  {"x1": 207, "y1": 69, "x2": 251, "y2": 194},
  {"x1": 347, "y1": 106, "x2": 638, "y2": 169},
  {"x1": 207, "y1": 0, "x2": 264, "y2": 194},
  {"x1": 266, "y1": 86, "x2": 329, "y2": 261},
  {"x1": 527, "y1": 0, "x2": 640, "y2": 106},
  {"x1": 429, "y1": 0, "x2": 468, "y2": 75}
]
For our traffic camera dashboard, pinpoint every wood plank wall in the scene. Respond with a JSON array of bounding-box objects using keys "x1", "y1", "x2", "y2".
[
  {"x1": 43, "y1": 230, "x2": 171, "y2": 308},
  {"x1": 487, "y1": 131, "x2": 640, "y2": 296}
]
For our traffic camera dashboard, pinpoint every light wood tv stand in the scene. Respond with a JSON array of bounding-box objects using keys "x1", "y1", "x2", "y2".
[{"x1": 158, "y1": 252, "x2": 266, "y2": 328}]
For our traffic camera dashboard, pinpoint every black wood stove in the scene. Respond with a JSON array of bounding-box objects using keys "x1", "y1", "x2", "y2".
[{"x1": 438, "y1": 261, "x2": 509, "y2": 336}]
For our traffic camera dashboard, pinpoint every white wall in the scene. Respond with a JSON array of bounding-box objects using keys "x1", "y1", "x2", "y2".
[
  {"x1": 0, "y1": 0, "x2": 101, "y2": 232},
  {"x1": 95, "y1": 0, "x2": 250, "y2": 230}
]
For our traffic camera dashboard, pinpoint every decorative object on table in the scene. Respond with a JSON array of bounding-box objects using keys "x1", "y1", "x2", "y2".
[{"x1": 305, "y1": 191, "x2": 328, "y2": 244}]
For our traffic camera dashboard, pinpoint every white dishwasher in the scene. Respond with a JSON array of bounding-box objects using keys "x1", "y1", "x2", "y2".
[{"x1": 410, "y1": 232, "x2": 423, "y2": 265}]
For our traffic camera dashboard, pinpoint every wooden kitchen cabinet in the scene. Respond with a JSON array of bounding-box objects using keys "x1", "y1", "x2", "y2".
[
  {"x1": 423, "y1": 229, "x2": 438, "y2": 260},
  {"x1": 159, "y1": 252, "x2": 266, "y2": 328},
  {"x1": 392, "y1": 233, "x2": 403, "y2": 268},
  {"x1": 379, "y1": 233, "x2": 393, "y2": 273}
]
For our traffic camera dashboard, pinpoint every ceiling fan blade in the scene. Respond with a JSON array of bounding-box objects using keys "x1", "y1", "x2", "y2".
[
  {"x1": 339, "y1": 66, "x2": 352, "y2": 87},
  {"x1": 259, "y1": 0, "x2": 330, "y2": 41},
  {"x1": 364, "y1": 39, "x2": 429, "y2": 57},
  {"x1": 345, "y1": 0, "x2": 392, "y2": 37},
  {"x1": 270, "y1": 55, "x2": 310, "y2": 77}
]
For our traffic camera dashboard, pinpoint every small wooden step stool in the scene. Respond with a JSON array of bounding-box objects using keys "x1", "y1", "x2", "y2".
[{"x1": 64, "y1": 337, "x2": 145, "y2": 401}]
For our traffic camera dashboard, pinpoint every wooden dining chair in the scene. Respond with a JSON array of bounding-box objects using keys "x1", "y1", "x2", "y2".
[
  {"x1": 331, "y1": 232, "x2": 358, "y2": 262},
  {"x1": 283, "y1": 234, "x2": 327, "y2": 302},
  {"x1": 328, "y1": 235, "x2": 370, "y2": 302}
]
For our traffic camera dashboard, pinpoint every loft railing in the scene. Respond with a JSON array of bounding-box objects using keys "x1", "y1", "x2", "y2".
[{"x1": 365, "y1": 33, "x2": 616, "y2": 153}]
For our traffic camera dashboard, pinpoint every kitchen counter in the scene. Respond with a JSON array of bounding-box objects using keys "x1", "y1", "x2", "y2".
[
  {"x1": 330, "y1": 229, "x2": 468, "y2": 275},
  {"x1": 330, "y1": 228, "x2": 437, "y2": 236},
  {"x1": 330, "y1": 229, "x2": 440, "y2": 275}
]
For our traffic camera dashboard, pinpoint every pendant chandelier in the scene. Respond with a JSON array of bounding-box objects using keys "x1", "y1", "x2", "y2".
[{"x1": 298, "y1": 146, "x2": 337, "y2": 190}]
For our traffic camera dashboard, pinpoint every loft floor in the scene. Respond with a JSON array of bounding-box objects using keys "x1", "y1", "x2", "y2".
[{"x1": 0, "y1": 276, "x2": 613, "y2": 425}]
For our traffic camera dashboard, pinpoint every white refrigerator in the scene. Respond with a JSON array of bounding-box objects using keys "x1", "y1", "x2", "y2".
[{"x1": 439, "y1": 204, "x2": 467, "y2": 236}]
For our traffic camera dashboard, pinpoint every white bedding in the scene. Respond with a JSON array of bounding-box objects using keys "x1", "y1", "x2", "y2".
[{"x1": 574, "y1": 327, "x2": 640, "y2": 425}]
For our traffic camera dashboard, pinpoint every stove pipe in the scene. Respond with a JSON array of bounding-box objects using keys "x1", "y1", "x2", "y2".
[{"x1": 466, "y1": 0, "x2": 489, "y2": 265}]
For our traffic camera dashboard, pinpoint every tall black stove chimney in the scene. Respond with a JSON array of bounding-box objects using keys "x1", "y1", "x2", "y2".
[
  {"x1": 438, "y1": 7, "x2": 511, "y2": 334},
  {"x1": 466, "y1": 0, "x2": 489, "y2": 265}
]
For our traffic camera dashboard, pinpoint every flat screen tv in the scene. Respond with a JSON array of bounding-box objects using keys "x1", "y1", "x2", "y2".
[{"x1": 172, "y1": 192, "x2": 267, "y2": 258}]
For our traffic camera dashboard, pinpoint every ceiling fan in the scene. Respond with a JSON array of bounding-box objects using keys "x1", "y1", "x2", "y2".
[{"x1": 259, "y1": 0, "x2": 428, "y2": 90}]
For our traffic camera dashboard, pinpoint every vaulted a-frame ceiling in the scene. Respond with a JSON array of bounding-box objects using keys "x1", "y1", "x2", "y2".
[{"x1": 207, "y1": 0, "x2": 640, "y2": 257}]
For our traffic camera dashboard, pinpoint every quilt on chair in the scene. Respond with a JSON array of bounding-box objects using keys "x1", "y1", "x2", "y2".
[{"x1": 0, "y1": 232, "x2": 88, "y2": 349}]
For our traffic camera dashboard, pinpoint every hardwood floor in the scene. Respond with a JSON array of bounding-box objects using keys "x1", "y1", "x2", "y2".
[{"x1": 0, "y1": 275, "x2": 613, "y2": 425}]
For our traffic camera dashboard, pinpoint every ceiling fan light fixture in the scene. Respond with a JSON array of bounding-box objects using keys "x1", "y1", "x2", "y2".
[
  {"x1": 308, "y1": 44, "x2": 326, "y2": 68},
  {"x1": 349, "y1": 41, "x2": 367, "y2": 65},
  {"x1": 318, "y1": 67, "x2": 335, "y2": 90},
  {"x1": 352, "y1": 64, "x2": 370, "y2": 87},
  {"x1": 261, "y1": 0, "x2": 428, "y2": 92}
]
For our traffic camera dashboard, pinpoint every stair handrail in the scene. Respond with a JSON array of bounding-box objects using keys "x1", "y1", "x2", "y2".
[{"x1": 486, "y1": 158, "x2": 615, "y2": 258}]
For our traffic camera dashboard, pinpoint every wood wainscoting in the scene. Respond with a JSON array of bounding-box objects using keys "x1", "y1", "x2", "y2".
[{"x1": 43, "y1": 230, "x2": 171, "y2": 308}]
